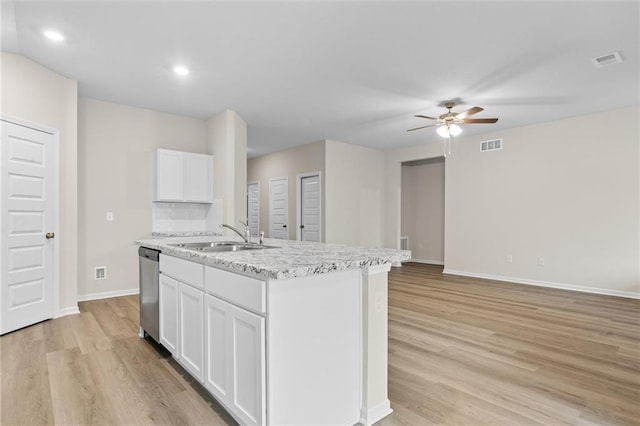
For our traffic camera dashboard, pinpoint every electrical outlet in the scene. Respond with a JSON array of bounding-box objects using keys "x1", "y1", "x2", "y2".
[
  {"x1": 505, "y1": 255, "x2": 513, "y2": 263},
  {"x1": 538, "y1": 257, "x2": 545, "y2": 267}
]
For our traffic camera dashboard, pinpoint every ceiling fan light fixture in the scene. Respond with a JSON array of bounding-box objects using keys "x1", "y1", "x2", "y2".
[
  {"x1": 450, "y1": 124, "x2": 463, "y2": 137},
  {"x1": 437, "y1": 124, "x2": 463, "y2": 138}
]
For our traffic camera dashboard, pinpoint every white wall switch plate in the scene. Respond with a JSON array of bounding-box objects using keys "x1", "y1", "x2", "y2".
[{"x1": 106, "y1": 211, "x2": 114, "y2": 221}]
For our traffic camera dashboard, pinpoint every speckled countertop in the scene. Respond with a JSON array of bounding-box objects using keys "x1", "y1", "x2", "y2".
[
  {"x1": 151, "y1": 231, "x2": 223, "y2": 237},
  {"x1": 135, "y1": 236, "x2": 411, "y2": 280}
]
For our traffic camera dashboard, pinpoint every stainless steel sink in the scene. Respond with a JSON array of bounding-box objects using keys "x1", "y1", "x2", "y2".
[
  {"x1": 169, "y1": 241, "x2": 277, "y2": 252},
  {"x1": 169, "y1": 241, "x2": 240, "y2": 249}
]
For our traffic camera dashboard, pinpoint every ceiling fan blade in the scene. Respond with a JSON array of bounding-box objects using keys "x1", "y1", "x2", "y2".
[
  {"x1": 462, "y1": 118, "x2": 499, "y2": 124},
  {"x1": 406, "y1": 124, "x2": 436, "y2": 132},
  {"x1": 414, "y1": 114, "x2": 438, "y2": 120},
  {"x1": 456, "y1": 106, "x2": 484, "y2": 119}
]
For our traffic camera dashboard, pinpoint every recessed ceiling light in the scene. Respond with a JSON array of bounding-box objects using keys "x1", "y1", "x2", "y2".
[
  {"x1": 43, "y1": 30, "x2": 65, "y2": 42},
  {"x1": 173, "y1": 66, "x2": 190, "y2": 76}
]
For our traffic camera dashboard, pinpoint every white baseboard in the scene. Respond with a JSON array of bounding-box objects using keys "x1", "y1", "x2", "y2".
[
  {"x1": 404, "y1": 258, "x2": 444, "y2": 266},
  {"x1": 443, "y1": 269, "x2": 640, "y2": 299},
  {"x1": 55, "y1": 306, "x2": 80, "y2": 318},
  {"x1": 77, "y1": 288, "x2": 139, "y2": 302},
  {"x1": 360, "y1": 399, "x2": 393, "y2": 426}
]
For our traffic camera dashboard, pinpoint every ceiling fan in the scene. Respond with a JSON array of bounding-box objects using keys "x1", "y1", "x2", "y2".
[{"x1": 407, "y1": 101, "x2": 498, "y2": 137}]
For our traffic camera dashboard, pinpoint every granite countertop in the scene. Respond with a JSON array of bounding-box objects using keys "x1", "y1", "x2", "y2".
[
  {"x1": 135, "y1": 236, "x2": 411, "y2": 280},
  {"x1": 151, "y1": 231, "x2": 223, "y2": 237}
]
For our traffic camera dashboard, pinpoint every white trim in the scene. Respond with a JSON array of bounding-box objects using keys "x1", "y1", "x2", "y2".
[
  {"x1": 443, "y1": 269, "x2": 640, "y2": 300},
  {"x1": 77, "y1": 287, "x2": 140, "y2": 302},
  {"x1": 359, "y1": 399, "x2": 393, "y2": 426},
  {"x1": 55, "y1": 306, "x2": 80, "y2": 318},
  {"x1": 296, "y1": 171, "x2": 322, "y2": 242},
  {"x1": 404, "y1": 258, "x2": 444, "y2": 266}
]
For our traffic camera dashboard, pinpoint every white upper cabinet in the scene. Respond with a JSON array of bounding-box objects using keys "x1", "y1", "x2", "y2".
[{"x1": 154, "y1": 149, "x2": 213, "y2": 203}]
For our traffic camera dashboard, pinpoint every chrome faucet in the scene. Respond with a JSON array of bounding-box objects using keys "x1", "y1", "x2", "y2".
[{"x1": 220, "y1": 222, "x2": 249, "y2": 243}]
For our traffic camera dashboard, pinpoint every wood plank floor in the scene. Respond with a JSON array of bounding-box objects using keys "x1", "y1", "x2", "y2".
[
  {"x1": 1, "y1": 263, "x2": 638, "y2": 425},
  {"x1": 0, "y1": 295, "x2": 236, "y2": 425},
  {"x1": 381, "y1": 263, "x2": 640, "y2": 426}
]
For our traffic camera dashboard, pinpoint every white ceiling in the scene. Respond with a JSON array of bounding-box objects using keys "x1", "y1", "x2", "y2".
[{"x1": 2, "y1": 1, "x2": 638, "y2": 158}]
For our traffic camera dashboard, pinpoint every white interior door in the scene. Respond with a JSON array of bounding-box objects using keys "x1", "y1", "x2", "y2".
[
  {"x1": 247, "y1": 182, "x2": 260, "y2": 237},
  {"x1": 299, "y1": 174, "x2": 320, "y2": 242},
  {"x1": 1, "y1": 119, "x2": 56, "y2": 335},
  {"x1": 269, "y1": 177, "x2": 288, "y2": 239}
]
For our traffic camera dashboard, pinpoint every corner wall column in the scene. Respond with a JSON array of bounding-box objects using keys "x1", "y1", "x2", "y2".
[{"x1": 360, "y1": 264, "x2": 393, "y2": 425}]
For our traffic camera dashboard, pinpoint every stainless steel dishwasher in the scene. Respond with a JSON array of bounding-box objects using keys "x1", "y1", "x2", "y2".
[{"x1": 138, "y1": 246, "x2": 160, "y2": 342}]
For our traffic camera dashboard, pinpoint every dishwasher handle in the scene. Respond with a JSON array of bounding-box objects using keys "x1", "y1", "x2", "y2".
[{"x1": 138, "y1": 246, "x2": 160, "y2": 262}]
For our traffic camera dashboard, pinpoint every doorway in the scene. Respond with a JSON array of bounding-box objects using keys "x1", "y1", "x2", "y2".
[
  {"x1": 247, "y1": 181, "x2": 260, "y2": 237},
  {"x1": 297, "y1": 172, "x2": 321, "y2": 242},
  {"x1": 400, "y1": 157, "x2": 445, "y2": 265},
  {"x1": 269, "y1": 177, "x2": 289, "y2": 239},
  {"x1": 1, "y1": 118, "x2": 58, "y2": 335}
]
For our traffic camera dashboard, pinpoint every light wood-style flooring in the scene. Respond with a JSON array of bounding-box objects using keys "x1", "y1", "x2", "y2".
[
  {"x1": 1, "y1": 263, "x2": 638, "y2": 425},
  {"x1": 382, "y1": 263, "x2": 640, "y2": 426},
  {"x1": 0, "y1": 295, "x2": 235, "y2": 425}
]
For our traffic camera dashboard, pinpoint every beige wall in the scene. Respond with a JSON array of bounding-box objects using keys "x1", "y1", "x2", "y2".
[
  {"x1": 206, "y1": 110, "x2": 247, "y2": 233},
  {"x1": 325, "y1": 140, "x2": 386, "y2": 247},
  {"x1": 77, "y1": 98, "x2": 207, "y2": 298},
  {"x1": 444, "y1": 106, "x2": 639, "y2": 295},
  {"x1": 401, "y1": 158, "x2": 445, "y2": 264},
  {"x1": 387, "y1": 106, "x2": 640, "y2": 296},
  {"x1": 247, "y1": 141, "x2": 325, "y2": 240},
  {"x1": 1, "y1": 53, "x2": 79, "y2": 312}
]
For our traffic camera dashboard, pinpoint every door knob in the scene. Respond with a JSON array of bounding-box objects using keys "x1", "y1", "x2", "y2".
[
  {"x1": 282, "y1": 224, "x2": 287, "y2": 228},
  {"x1": 300, "y1": 225, "x2": 305, "y2": 229},
  {"x1": 45, "y1": 232, "x2": 55, "y2": 239}
]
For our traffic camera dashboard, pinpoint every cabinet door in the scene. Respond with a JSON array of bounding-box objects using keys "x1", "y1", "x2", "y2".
[
  {"x1": 229, "y1": 304, "x2": 266, "y2": 426},
  {"x1": 204, "y1": 295, "x2": 231, "y2": 401},
  {"x1": 184, "y1": 153, "x2": 212, "y2": 203},
  {"x1": 159, "y1": 274, "x2": 178, "y2": 356},
  {"x1": 156, "y1": 149, "x2": 184, "y2": 201},
  {"x1": 178, "y1": 282, "x2": 205, "y2": 382}
]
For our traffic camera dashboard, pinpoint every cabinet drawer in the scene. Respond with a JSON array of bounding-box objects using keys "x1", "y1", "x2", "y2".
[
  {"x1": 160, "y1": 254, "x2": 204, "y2": 290},
  {"x1": 205, "y1": 266, "x2": 266, "y2": 314}
]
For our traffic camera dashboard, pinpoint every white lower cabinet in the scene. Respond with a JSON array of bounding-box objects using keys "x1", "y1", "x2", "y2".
[
  {"x1": 178, "y1": 282, "x2": 205, "y2": 383},
  {"x1": 159, "y1": 274, "x2": 178, "y2": 356},
  {"x1": 205, "y1": 294, "x2": 266, "y2": 426},
  {"x1": 204, "y1": 294, "x2": 231, "y2": 400}
]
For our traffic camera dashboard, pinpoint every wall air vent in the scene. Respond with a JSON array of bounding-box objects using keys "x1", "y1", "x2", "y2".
[
  {"x1": 480, "y1": 139, "x2": 502, "y2": 152},
  {"x1": 94, "y1": 266, "x2": 107, "y2": 280},
  {"x1": 592, "y1": 51, "x2": 623, "y2": 68}
]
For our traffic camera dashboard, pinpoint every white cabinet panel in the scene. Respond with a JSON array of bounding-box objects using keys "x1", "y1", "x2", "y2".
[
  {"x1": 204, "y1": 294, "x2": 231, "y2": 401},
  {"x1": 161, "y1": 254, "x2": 204, "y2": 290},
  {"x1": 204, "y1": 293, "x2": 266, "y2": 426},
  {"x1": 229, "y1": 304, "x2": 266, "y2": 426},
  {"x1": 155, "y1": 149, "x2": 184, "y2": 201},
  {"x1": 205, "y1": 266, "x2": 266, "y2": 314},
  {"x1": 155, "y1": 149, "x2": 213, "y2": 203},
  {"x1": 184, "y1": 153, "x2": 213, "y2": 202},
  {"x1": 178, "y1": 282, "x2": 205, "y2": 383},
  {"x1": 159, "y1": 274, "x2": 179, "y2": 356}
]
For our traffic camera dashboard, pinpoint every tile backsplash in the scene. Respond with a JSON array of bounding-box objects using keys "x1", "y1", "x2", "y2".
[{"x1": 153, "y1": 200, "x2": 222, "y2": 233}]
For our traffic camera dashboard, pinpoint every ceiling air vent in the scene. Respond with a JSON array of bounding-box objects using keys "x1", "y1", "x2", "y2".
[
  {"x1": 480, "y1": 139, "x2": 502, "y2": 152},
  {"x1": 592, "y1": 51, "x2": 623, "y2": 68}
]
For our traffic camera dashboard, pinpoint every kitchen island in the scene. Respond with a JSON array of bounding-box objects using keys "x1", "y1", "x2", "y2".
[{"x1": 136, "y1": 236, "x2": 410, "y2": 426}]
